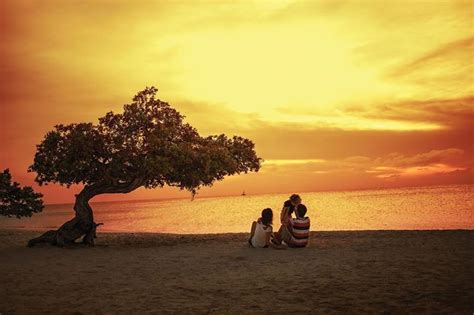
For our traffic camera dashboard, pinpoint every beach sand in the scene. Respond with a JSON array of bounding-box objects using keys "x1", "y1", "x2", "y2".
[{"x1": 1, "y1": 230, "x2": 473, "y2": 314}]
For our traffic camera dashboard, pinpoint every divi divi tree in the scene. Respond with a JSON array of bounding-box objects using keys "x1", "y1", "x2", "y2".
[{"x1": 28, "y1": 87, "x2": 261, "y2": 247}]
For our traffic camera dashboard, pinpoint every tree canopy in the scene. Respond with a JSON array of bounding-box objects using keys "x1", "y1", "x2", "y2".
[
  {"x1": 29, "y1": 87, "x2": 261, "y2": 196},
  {"x1": 0, "y1": 169, "x2": 44, "y2": 218}
]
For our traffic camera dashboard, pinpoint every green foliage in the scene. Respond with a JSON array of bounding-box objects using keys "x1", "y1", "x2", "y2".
[
  {"x1": 29, "y1": 87, "x2": 261, "y2": 195},
  {"x1": 0, "y1": 169, "x2": 44, "y2": 218}
]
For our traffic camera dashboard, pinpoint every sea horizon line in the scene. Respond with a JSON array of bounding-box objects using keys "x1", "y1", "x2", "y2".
[{"x1": 42, "y1": 183, "x2": 473, "y2": 207}]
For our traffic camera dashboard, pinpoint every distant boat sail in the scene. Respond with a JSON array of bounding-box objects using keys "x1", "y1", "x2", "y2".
[{"x1": 241, "y1": 190, "x2": 246, "y2": 196}]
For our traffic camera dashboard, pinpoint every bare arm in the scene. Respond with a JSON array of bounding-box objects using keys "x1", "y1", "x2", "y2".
[
  {"x1": 280, "y1": 207, "x2": 289, "y2": 224},
  {"x1": 249, "y1": 221, "x2": 257, "y2": 242},
  {"x1": 282, "y1": 209, "x2": 293, "y2": 227},
  {"x1": 286, "y1": 218, "x2": 294, "y2": 234}
]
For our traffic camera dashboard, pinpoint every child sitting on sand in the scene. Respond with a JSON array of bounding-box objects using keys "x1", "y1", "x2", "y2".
[
  {"x1": 280, "y1": 194, "x2": 302, "y2": 224},
  {"x1": 249, "y1": 208, "x2": 286, "y2": 249}
]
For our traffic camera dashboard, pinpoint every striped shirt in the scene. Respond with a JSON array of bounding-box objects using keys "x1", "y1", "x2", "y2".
[{"x1": 287, "y1": 217, "x2": 310, "y2": 248}]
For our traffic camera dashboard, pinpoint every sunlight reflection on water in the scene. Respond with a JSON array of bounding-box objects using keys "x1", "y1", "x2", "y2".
[{"x1": 1, "y1": 185, "x2": 472, "y2": 233}]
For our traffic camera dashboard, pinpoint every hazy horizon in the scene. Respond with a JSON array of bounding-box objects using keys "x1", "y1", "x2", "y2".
[{"x1": 39, "y1": 183, "x2": 474, "y2": 206}]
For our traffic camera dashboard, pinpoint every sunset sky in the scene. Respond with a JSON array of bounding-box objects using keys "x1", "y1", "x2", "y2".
[{"x1": 1, "y1": 0, "x2": 473, "y2": 204}]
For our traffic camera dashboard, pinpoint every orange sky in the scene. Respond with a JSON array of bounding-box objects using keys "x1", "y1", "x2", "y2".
[{"x1": 1, "y1": 0, "x2": 473, "y2": 204}]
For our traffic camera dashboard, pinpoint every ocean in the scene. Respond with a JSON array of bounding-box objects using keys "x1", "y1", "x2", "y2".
[{"x1": 1, "y1": 185, "x2": 472, "y2": 233}]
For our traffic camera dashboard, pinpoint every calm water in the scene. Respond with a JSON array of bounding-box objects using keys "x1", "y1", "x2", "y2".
[{"x1": 1, "y1": 185, "x2": 472, "y2": 233}]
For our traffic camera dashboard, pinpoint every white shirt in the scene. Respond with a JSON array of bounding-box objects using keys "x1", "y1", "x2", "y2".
[{"x1": 251, "y1": 222, "x2": 272, "y2": 248}]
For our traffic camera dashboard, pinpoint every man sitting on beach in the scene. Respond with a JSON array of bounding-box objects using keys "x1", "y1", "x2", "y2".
[{"x1": 274, "y1": 204, "x2": 310, "y2": 248}]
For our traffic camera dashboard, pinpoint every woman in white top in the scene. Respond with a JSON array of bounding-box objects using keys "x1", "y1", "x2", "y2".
[{"x1": 249, "y1": 208, "x2": 286, "y2": 249}]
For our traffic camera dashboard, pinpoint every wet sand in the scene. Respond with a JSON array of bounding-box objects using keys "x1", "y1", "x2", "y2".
[{"x1": 1, "y1": 230, "x2": 473, "y2": 314}]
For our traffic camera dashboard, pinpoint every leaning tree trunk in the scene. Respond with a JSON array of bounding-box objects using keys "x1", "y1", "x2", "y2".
[
  {"x1": 28, "y1": 187, "x2": 101, "y2": 247},
  {"x1": 27, "y1": 178, "x2": 143, "y2": 247}
]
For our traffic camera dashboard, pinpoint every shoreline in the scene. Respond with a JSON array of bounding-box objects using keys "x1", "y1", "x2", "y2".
[
  {"x1": 1, "y1": 229, "x2": 473, "y2": 313},
  {"x1": 0, "y1": 226, "x2": 474, "y2": 237}
]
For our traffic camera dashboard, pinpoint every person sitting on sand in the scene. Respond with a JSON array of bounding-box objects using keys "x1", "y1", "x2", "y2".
[
  {"x1": 274, "y1": 204, "x2": 310, "y2": 248},
  {"x1": 249, "y1": 208, "x2": 286, "y2": 249},
  {"x1": 280, "y1": 194, "x2": 302, "y2": 224}
]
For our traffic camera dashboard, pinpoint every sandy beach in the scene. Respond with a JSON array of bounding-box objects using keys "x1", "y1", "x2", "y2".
[{"x1": 1, "y1": 229, "x2": 473, "y2": 314}]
